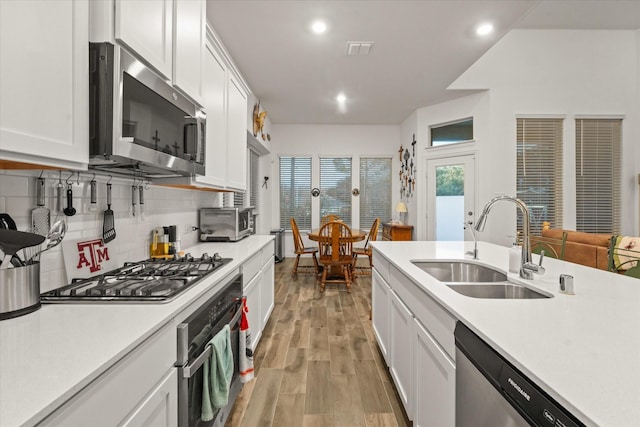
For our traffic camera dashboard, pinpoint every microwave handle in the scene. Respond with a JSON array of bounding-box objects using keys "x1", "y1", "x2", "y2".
[{"x1": 181, "y1": 301, "x2": 244, "y2": 379}]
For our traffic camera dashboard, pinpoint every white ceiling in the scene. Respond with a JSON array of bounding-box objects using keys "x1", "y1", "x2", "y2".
[{"x1": 206, "y1": 0, "x2": 640, "y2": 125}]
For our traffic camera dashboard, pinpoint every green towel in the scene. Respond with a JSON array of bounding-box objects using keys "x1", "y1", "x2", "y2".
[{"x1": 201, "y1": 325, "x2": 234, "y2": 421}]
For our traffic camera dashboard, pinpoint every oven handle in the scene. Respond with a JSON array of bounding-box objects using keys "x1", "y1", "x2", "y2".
[{"x1": 182, "y1": 301, "x2": 244, "y2": 379}]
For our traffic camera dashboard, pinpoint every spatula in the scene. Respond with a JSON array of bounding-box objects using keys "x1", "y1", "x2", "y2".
[
  {"x1": 102, "y1": 183, "x2": 116, "y2": 243},
  {"x1": 32, "y1": 177, "x2": 51, "y2": 236},
  {"x1": 0, "y1": 229, "x2": 45, "y2": 269}
]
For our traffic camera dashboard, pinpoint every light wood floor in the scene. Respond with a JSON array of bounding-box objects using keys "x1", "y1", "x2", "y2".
[{"x1": 226, "y1": 258, "x2": 411, "y2": 427}]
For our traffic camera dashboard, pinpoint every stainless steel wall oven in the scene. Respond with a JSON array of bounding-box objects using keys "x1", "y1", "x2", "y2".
[{"x1": 176, "y1": 274, "x2": 243, "y2": 427}]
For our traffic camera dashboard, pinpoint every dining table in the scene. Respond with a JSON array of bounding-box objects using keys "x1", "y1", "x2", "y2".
[{"x1": 307, "y1": 225, "x2": 367, "y2": 279}]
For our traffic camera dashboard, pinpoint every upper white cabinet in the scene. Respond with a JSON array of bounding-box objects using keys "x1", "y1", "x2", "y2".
[
  {"x1": 115, "y1": 0, "x2": 173, "y2": 81},
  {"x1": 0, "y1": 0, "x2": 89, "y2": 170},
  {"x1": 111, "y1": 0, "x2": 205, "y2": 105},
  {"x1": 226, "y1": 74, "x2": 248, "y2": 191},
  {"x1": 198, "y1": 28, "x2": 248, "y2": 191}
]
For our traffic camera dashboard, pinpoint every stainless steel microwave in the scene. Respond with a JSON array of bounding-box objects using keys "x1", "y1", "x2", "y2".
[
  {"x1": 89, "y1": 42, "x2": 205, "y2": 178},
  {"x1": 199, "y1": 208, "x2": 254, "y2": 242}
]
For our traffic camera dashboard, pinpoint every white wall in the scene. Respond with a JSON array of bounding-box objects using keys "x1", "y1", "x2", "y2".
[
  {"x1": 399, "y1": 111, "x2": 418, "y2": 231},
  {"x1": 268, "y1": 124, "x2": 399, "y2": 257},
  {"x1": 0, "y1": 170, "x2": 223, "y2": 292},
  {"x1": 430, "y1": 29, "x2": 639, "y2": 245}
]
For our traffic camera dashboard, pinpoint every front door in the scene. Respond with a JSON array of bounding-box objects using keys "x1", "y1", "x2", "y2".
[{"x1": 426, "y1": 154, "x2": 476, "y2": 241}]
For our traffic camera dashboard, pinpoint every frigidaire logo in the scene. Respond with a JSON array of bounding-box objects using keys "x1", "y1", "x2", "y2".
[
  {"x1": 508, "y1": 377, "x2": 531, "y2": 401},
  {"x1": 76, "y1": 239, "x2": 110, "y2": 273}
]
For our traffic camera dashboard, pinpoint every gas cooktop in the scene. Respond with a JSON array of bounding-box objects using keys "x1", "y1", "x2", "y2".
[{"x1": 41, "y1": 253, "x2": 231, "y2": 303}]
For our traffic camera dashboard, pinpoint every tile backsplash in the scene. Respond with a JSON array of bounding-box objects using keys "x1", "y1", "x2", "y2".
[{"x1": 1, "y1": 170, "x2": 224, "y2": 292}]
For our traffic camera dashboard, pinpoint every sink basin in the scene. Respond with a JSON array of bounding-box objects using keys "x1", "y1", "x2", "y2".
[
  {"x1": 412, "y1": 260, "x2": 507, "y2": 283},
  {"x1": 446, "y1": 283, "x2": 551, "y2": 299}
]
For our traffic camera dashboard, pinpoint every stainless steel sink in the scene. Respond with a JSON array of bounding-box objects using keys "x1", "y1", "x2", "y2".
[
  {"x1": 412, "y1": 260, "x2": 507, "y2": 283},
  {"x1": 446, "y1": 283, "x2": 551, "y2": 299}
]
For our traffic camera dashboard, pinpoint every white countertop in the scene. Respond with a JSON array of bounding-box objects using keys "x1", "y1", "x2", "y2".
[
  {"x1": 371, "y1": 240, "x2": 640, "y2": 427},
  {"x1": 0, "y1": 235, "x2": 274, "y2": 427}
]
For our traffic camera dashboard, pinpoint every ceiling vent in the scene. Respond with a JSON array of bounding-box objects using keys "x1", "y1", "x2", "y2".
[{"x1": 346, "y1": 41, "x2": 373, "y2": 56}]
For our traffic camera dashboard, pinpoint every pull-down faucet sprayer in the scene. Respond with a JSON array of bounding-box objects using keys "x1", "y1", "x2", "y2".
[{"x1": 475, "y1": 195, "x2": 543, "y2": 279}]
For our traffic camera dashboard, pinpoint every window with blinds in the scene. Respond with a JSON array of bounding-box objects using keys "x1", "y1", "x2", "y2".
[
  {"x1": 249, "y1": 149, "x2": 259, "y2": 209},
  {"x1": 360, "y1": 157, "x2": 391, "y2": 231},
  {"x1": 516, "y1": 118, "x2": 563, "y2": 235},
  {"x1": 320, "y1": 157, "x2": 352, "y2": 227},
  {"x1": 233, "y1": 191, "x2": 245, "y2": 207},
  {"x1": 280, "y1": 156, "x2": 312, "y2": 230},
  {"x1": 575, "y1": 118, "x2": 622, "y2": 234}
]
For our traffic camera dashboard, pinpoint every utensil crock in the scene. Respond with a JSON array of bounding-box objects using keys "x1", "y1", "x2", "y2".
[{"x1": 0, "y1": 262, "x2": 41, "y2": 320}]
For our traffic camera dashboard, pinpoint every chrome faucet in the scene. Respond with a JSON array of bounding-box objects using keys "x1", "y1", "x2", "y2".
[
  {"x1": 464, "y1": 220, "x2": 479, "y2": 259},
  {"x1": 474, "y1": 195, "x2": 544, "y2": 279}
]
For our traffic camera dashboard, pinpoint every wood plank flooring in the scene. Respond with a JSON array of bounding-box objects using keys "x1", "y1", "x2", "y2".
[{"x1": 226, "y1": 258, "x2": 411, "y2": 427}]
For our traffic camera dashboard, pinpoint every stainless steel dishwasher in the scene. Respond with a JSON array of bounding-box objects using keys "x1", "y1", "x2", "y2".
[{"x1": 454, "y1": 323, "x2": 585, "y2": 427}]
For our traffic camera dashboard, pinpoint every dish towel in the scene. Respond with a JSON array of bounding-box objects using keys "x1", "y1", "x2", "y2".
[
  {"x1": 201, "y1": 324, "x2": 233, "y2": 421},
  {"x1": 239, "y1": 298, "x2": 254, "y2": 383},
  {"x1": 613, "y1": 236, "x2": 638, "y2": 270}
]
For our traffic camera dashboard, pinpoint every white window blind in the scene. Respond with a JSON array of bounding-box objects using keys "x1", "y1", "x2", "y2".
[
  {"x1": 280, "y1": 156, "x2": 312, "y2": 230},
  {"x1": 575, "y1": 118, "x2": 622, "y2": 234},
  {"x1": 233, "y1": 192, "x2": 245, "y2": 207},
  {"x1": 360, "y1": 157, "x2": 391, "y2": 231},
  {"x1": 516, "y1": 118, "x2": 563, "y2": 235},
  {"x1": 320, "y1": 157, "x2": 352, "y2": 227}
]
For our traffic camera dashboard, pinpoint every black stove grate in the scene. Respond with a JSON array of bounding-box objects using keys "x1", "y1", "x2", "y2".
[{"x1": 41, "y1": 253, "x2": 232, "y2": 303}]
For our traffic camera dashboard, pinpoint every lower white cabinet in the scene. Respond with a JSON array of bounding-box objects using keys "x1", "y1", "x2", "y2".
[
  {"x1": 414, "y1": 318, "x2": 456, "y2": 427},
  {"x1": 389, "y1": 290, "x2": 414, "y2": 418},
  {"x1": 41, "y1": 326, "x2": 176, "y2": 427},
  {"x1": 242, "y1": 246, "x2": 275, "y2": 350},
  {"x1": 372, "y1": 268, "x2": 391, "y2": 365},
  {"x1": 120, "y1": 369, "x2": 178, "y2": 427}
]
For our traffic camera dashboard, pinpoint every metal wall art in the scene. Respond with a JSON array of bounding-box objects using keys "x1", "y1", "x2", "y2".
[{"x1": 399, "y1": 134, "x2": 417, "y2": 198}]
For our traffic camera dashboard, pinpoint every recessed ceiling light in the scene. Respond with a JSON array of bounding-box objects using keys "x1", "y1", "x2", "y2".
[
  {"x1": 336, "y1": 93, "x2": 347, "y2": 103},
  {"x1": 311, "y1": 20, "x2": 327, "y2": 34},
  {"x1": 476, "y1": 23, "x2": 494, "y2": 36}
]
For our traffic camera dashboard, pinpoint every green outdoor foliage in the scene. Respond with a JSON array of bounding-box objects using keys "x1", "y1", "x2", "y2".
[{"x1": 436, "y1": 165, "x2": 464, "y2": 196}]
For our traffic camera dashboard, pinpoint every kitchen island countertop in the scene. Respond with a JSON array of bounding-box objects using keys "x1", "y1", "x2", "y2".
[
  {"x1": 0, "y1": 235, "x2": 274, "y2": 427},
  {"x1": 371, "y1": 240, "x2": 640, "y2": 427}
]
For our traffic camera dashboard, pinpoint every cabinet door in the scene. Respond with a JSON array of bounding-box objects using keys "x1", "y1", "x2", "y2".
[
  {"x1": 115, "y1": 0, "x2": 173, "y2": 80},
  {"x1": 121, "y1": 369, "x2": 178, "y2": 427},
  {"x1": 260, "y1": 258, "x2": 275, "y2": 328},
  {"x1": 414, "y1": 319, "x2": 455, "y2": 427},
  {"x1": 173, "y1": 0, "x2": 205, "y2": 105},
  {"x1": 372, "y1": 268, "x2": 391, "y2": 365},
  {"x1": 389, "y1": 290, "x2": 414, "y2": 418},
  {"x1": 244, "y1": 273, "x2": 262, "y2": 350},
  {"x1": 0, "y1": 0, "x2": 89, "y2": 169},
  {"x1": 225, "y1": 74, "x2": 248, "y2": 191},
  {"x1": 198, "y1": 42, "x2": 227, "y2": 187}
]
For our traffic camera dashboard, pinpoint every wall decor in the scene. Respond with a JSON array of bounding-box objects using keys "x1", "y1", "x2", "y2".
[
  {"x1": 252, "y1": 101, "x2": 268, "y2": 140},
  {"x1": 399, "y1": 134, "x2": 416, "y2": 198}
]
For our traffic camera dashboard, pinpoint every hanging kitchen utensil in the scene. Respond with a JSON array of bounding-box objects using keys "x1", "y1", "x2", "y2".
[
  {"x1": 102, "y1": 182, "x2": 116, "y2": 243},
  {"x1": 26, "y1": 219, "x2": 66, "y2": 264},
  {"x1": 55, "y1": 172, "x2": 64, "y2": 214},
  {"x1": 131, "y1": 184, "x2": 137, "y2": 217},
  {"x1": 89, "y1": 177, "x2": 98, "y2": 212},
  {"x1": 0, "y1": 213, "x2": 17, "y2": 231},
  {"x1": 0, "y1": 229, "x2": 45, "y2": 269},
  {"x1": 32, "y1": 177, "x2": 51, "y2": 236},
  {"x1": 63, "y1": 184, "x2": 76, "y2": 216},
  {"x1": 138, "y1": 185, "x2": 145, "y2": 219}
]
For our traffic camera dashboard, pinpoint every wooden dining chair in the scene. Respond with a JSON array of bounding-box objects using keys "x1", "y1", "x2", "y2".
[
  {"x1": 320, "y1": 214, "x2": 341, "y2": 226},
  {"x1": 290, "y1": 218, "x2": 320, "y2": 276},
  {"x1": 353, "y1": 217, "x2": 380, "y2": 277},
  {"x1": 317, "y1": 221, "x2": 354, "y2": 293}
]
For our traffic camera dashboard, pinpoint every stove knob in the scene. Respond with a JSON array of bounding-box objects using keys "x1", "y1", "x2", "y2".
[
  {"x1": 183, "y1": 253, "x2": 194, "y2": 262},
  {"x1": 213, "y1": 253, "x2": 222, "y2": 262},
  {"x1": 201, "y1": 253, "x2": 210, "y2": 261}
]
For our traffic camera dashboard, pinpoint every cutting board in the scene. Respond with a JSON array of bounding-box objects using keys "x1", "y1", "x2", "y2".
[{"x1": 62, "y1": 236, "x2": 121, "y2": 281}]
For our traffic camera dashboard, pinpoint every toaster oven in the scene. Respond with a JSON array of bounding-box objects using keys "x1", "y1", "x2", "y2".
[{"x1": 199, "y1": 208, "x2": 253, "y2": 242}]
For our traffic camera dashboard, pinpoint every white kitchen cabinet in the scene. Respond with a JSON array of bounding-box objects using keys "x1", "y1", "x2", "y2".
[
  {"x1": 372, "y1": 268, "x2": 391, "y2": 365},
  {"x1": 41, "y1": 326, "x2": 176, "y2": 426},
  {"x1": 115, "y1": 0, "x2": 173, "y2": 81},
  {"x1": 241, "y1": 245, "x2": 275, "y2": 350},
  {"x1": 0, "y1": 0, "x2": 89, "y2": 170},
  {"x1": 389, "y1": 290, "x2": 414, "y2": 419},
  {"x1": 120, "y1": 369, "x2": 178, "y2": 427},
  {"x1": 173, "y1": 0, "x2": 205, "y2": 105},
  {"x1": 225, "y1": 74, "x2": 248, "y2": 191},
  {"x1": 414, "y1": 318, "x2": 455, "y2": 427}
]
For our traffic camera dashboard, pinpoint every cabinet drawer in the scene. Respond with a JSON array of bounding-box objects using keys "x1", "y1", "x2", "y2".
[
  {"x1": 242, "y1": 250, "x2": 263, "y2": 286},
  {"x1": 390, "y1": 265, "x2": 457, "y2": 360},
  {"x1": 372, "y1": 250, "x2": 390, "y2": 283}
]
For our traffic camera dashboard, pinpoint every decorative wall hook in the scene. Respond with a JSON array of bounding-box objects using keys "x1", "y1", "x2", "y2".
[
  {"x1": 352, "y1": 188, "x2": 360, "y2": 196},
  {"x1": 311, "y1": 187, "x2": 320, "y2": 197}
]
